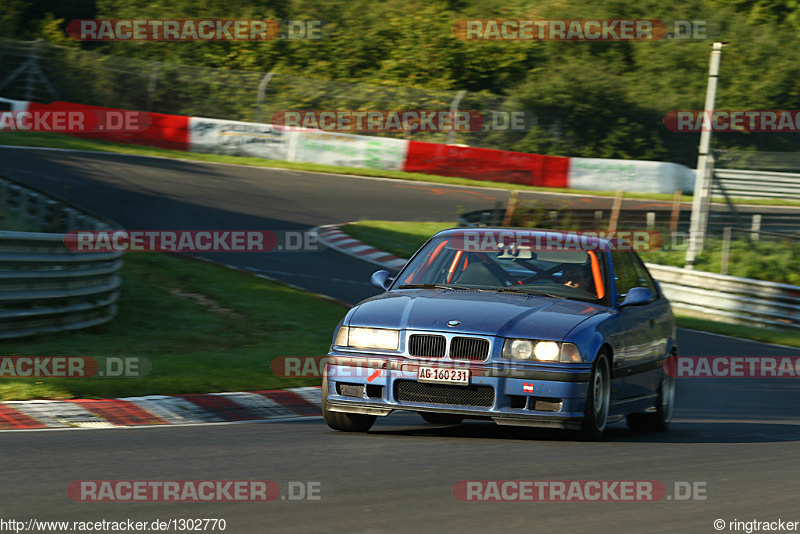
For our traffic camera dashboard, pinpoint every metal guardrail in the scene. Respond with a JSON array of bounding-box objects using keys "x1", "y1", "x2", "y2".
[
  {"x1": 0, "y1": 177, "x2": 123, "y2": 339},
  {"x1": 714, "y1": 169, "x2": 800, "y2": 201},
  {"x1": 646, "y1": 263, "x2": 800, "y2": 330},
  {"x1": 458, "y1": 207, "x2": 800, "y2": 239}
]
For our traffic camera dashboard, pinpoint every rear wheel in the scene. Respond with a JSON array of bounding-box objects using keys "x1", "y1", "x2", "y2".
[
  {"x1": 420, "y1": 413, "x2": 464, "y2": 425},
  {"x1": 321, "y1": 368, "x2": 376, "y2": 432},
  {"x1": 628, "y1": 366, "x2": 676, "y2": 432},
  {"x1": 581, "y1": 352, "x2": 610, "y2": 441}
]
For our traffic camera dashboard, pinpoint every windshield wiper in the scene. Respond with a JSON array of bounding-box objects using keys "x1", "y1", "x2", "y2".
[
  {"x1": 496, "y1": 287, "x2": 566, "y2": 299},
  {"x1": 397, "y1": 284, "x2": 477, "y2": 291}
]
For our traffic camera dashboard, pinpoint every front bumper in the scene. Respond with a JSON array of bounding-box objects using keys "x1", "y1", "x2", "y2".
[{"x1": 324, "y1": 353, "x2": 592, "y2": 430}]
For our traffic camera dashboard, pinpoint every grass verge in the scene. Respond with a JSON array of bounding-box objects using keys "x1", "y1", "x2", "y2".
[
  {"x1": 339, "y1": 220, "x2": 800, "y2": 349},
  {"x1": 674, "y1": 315, "x2": 800, "y2": 349},
  {"x1": 342, "y1": 221, "x2": 456, "y2": 259},
  {"x1": 0, "y1": 253, "x2": 346, "y2": 401},
  {"x1": 2, "y1": 131, "x2": 798, "y2": 206}
]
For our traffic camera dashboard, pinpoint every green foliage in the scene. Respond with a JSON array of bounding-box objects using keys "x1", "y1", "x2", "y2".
[
  {"x1": 640, "y1": 238, "x2": 800, "y2": 286},
  {"x1": 4, "y1": 0, "x2": 800, "y2": 163}
]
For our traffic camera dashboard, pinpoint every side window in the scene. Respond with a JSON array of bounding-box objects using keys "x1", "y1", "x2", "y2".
[
  {"x1": 611, "y1": 252, "x2": 638, "y2": 300},
  {"x1": 631, "y1": 254, "x2": 658, "y2": 295}
]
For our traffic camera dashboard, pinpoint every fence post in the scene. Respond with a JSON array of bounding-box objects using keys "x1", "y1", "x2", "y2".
[
  {"x1": 670, "y1": 190, "x2": 682, "y2": 236},
  {"x1": 146, "y1": 63, "x2": 160, "y2": 112},
  {"x1": 255, "y1": 72, "x2": 275, "y2": 123},
  {"x1": 751, "y1": 214, "x2": 762, "y2": 242},
  {"x1": 608, "y1": 191, "x2": 624, "y2": 232},
  {"x1": 447, "y1": 90, "x2": 467, "y2": 145},
  {"x1": 502, "y1": 190, "x2": 519, "y2": 227},
  {"x1": 720, "y1": 226, "x2": 732, "y2": 275}
]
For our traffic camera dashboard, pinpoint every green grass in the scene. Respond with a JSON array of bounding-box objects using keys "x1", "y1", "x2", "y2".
[
  {"x1": 0, "y1": 253, "x2": 347, "y2": 401},
  {"x1": 342, "y1": 221, "x2": 456, "y2": 258},
  {"x1": 2, "y1": 131, "x2": 798, "y2": 206},
  {"x1": 639, "y1": 237, "x2": 800, "y2": 286},
  {"x1": 0, "y1": 206, "x2": 38, "y2": 232},
  {"x1": 675, "y1": 315, "x2": 800, "y2": 349}
]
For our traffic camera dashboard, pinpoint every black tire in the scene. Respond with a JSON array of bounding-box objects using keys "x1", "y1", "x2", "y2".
[
  {"x1": 627, "y1": 366, "x2": 676, "y2": 432},
  {"x1": 420, "y1": 413, "x2": 464, "y2": 425},
  {"x1": 321, "y1": 369, "x2": 376, "y2": 432},
  {"x1": 580, "y1": 352, "x2": 611, "y2": 441}
]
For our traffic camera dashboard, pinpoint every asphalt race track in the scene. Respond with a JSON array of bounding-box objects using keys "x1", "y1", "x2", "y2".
[{"x1": 2, "y1": 146, "x2": 800, "y2": 533}]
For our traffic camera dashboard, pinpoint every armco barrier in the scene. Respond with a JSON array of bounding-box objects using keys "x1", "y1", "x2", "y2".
[
  {"x1": 189, "y1": 116, "x2": 290, "y2": 160},
  {"x1": 713, "y1": 169, "x2": 800, "y2": 201},
  {"x1": 2, "y1": 97, "x2": 698, "y2": 192},
  {"x1": 15, "y1": 100, "x2": 190, "y2": 151},
  {"x1": 402, "y1": 141, "x2": 570, "y2": 187},
  {"x1": 646, "y1": 263, "x2": 800, "y2": 330},
  {"x1": 569, "y1": 157, "x2": 694, "y2": 194},
  {"x1": 290, "y1": 130, "x2": 409, "y2": 171},
  {"x1": 0, "y1": 176, "x2": 123, "y2": 339}
]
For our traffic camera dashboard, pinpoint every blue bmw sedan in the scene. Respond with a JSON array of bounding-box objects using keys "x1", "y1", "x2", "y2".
[{"x1": 322, "y1": 228, "x2": 677, "y2": 440}]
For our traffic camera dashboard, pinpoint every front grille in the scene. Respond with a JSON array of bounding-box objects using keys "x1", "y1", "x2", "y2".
[
  {"x1": 450, "y1": 336, "x2": 490, "y2": 361},
  {"x1": 508, "y1": 395, "x2": 526, "y2": 409},
  {"x1": 394, "y1": 381, "x2": 494, "y2": 407},
  {"x1": 366, "y1": 384, "x2": 384, "y2": 399},
  {"x1": 408, "y1": 334, "x2": 446, "y2": 358},
  {"x1": 337, "y1": 383, "x2": 365, "y2": 398},
  {"x1": 530, "y1": 397, "x2": 562, "y2": 412}
]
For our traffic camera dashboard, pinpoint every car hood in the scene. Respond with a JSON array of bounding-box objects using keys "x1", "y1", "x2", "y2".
[{"x1": 348, "y1": 289, "x2": 605, "y2": 341}]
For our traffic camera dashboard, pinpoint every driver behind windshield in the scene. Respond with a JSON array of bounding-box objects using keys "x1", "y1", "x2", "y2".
[{"x1": 561, "y1": 263, "x2": 595, "y2": 294}]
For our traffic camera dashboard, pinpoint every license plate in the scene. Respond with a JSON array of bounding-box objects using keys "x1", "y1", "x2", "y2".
[{"x1": 417, "y1": 366, "x2": 470, "y2": 385}]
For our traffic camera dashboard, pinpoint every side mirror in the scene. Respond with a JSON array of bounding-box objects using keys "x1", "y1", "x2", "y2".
[
  {"x1": 619, "y1": 287, "x2": 654, "y2": 307},
  {"x1": 370, "y1": 270, "x2": 393, "y2": 290}
]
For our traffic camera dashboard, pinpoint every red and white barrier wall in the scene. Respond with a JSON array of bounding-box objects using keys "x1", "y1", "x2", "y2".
[{"x1": 0, "y1": 98, "x2": 694, "y2": 193}]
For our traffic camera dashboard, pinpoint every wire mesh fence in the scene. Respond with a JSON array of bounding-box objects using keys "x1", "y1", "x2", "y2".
[{"x1": 0, "y1": 38, "x2": 526, "y2": 148}]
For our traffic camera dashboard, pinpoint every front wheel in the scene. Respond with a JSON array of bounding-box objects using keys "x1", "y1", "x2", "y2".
[
  {"x1": 581, "y1": 352, "x2": 610, "y2": 441},
  {"x1": 628, "y1": 367, "x2": 676, "y2": 432},
  {"x1": 321, "y1": 368, "x2": 376, "y2": 432}
]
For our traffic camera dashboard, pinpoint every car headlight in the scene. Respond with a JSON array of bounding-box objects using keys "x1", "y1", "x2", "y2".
[
  {"x1": 334, "y1": 326, "x2": 399, "y2": 351},
  {"x1": 502, "y1": 339, "x2": 583, "y2": 363},
  {"x1": 533, "y1": 341, "x2": 559, "y2": 361},
  {"x1": 504, "y1": 339, "x2": 534, "y2": 360}
]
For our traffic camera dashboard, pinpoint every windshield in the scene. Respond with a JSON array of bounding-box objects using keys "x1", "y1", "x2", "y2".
[{"x1": 394, "y1": 234, "x2": 608, "y2": 304}]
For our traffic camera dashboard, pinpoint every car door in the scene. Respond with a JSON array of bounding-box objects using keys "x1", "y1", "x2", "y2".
[{"x1": 610, "y1": 251, "x2": 671, "y2": 399}]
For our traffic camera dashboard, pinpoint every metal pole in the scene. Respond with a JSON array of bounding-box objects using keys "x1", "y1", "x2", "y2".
[
  {"x1": 751, "y1": 214, "x2": 761, "y2": 242},
  {"x1": 686, "y1": 42, "x2": 725, "y2": 269},
  {"x1": 146, "y1": 63, "x2": 160, "y2": 112},
  {"x1": 255, "y1": 72, "x2": 274, "y2": 123},
  {"x1": 23, "y1": 40, "x2": 40, "y2": 101},
  {"x1": 720, "y1": 226, "x2": 732, "y2": 275},
  {"x1": 447, "y1": 90, "x2": 467, "y2": 145}
]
